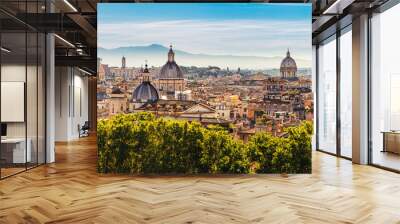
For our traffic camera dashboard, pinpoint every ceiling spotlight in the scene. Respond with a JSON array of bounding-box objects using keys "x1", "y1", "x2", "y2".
[
  {"x1": 63, "y1": 0, "x2": 78, "y2": 12},
  {"x1": 76, "y1": 48, "x2": 85, "y2": 55},
  {"x1": 1, "y1": 47, "x2": 11, "y2": 53}
]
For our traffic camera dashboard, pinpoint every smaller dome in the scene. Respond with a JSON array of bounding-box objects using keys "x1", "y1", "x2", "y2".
[
  {"x1": 131, "y1": 62, "x2": 158, "y2": 103},
  {"x1": 280, "y1": 49, "x2": 297, "y2": 69},
  {"x1": 131, "y1": 82, "x2": 159, "y2": 103}
]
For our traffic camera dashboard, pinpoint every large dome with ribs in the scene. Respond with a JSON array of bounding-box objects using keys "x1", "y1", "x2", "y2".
[{"x1": 159, "y1": 45, "x2": 184, "y2": 79}]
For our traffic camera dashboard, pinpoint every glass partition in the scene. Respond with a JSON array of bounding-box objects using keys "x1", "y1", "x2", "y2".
[
  {"x1": 0, "y1": 1, "x2": 46, "y2": 179},
  {"x1": 27, "y1": 31, "x2": 38, "y2": 169},
  {"x1": 1, "y1": 31, "x2": 28, "y2": 177}
]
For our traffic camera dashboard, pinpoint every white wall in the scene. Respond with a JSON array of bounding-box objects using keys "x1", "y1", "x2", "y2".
[
  {"x1": 55, "y1": 67, "x2": 89, "y2": 141},
  {"x1": 55, "y1": 66, "x2": 69, "y2": 141},
  {"x1": 71, "y1": 72, "x2": 89, "y2": 138}
]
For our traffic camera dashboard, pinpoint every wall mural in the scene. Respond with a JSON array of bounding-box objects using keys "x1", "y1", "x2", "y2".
[{"x1": 97, "y1": 3, "x2": 313, "y2": 174}]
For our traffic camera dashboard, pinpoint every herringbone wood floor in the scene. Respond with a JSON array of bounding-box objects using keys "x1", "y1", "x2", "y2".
[{"x1": 1, "y1": 136, "x2": 400, "y2": 224}]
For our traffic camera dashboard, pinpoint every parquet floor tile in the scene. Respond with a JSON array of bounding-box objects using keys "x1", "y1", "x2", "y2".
[{"x1": 1, "y1": 136, "x2": 399, "y2": 223}]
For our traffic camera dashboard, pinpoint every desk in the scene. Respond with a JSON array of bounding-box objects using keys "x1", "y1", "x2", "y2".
[
  {"x1": 1, "y1": 138, "x2": 31, "y2": 164},
  {"x1": 382, "y1": 131, "x2": 400, "y2": 154}
]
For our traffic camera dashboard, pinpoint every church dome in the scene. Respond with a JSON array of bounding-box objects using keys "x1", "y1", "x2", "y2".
[
  {"x1": 159, "y1": 45, "x2": 183, "y2": 79},
  {"x1": 131, "y1": 82, "x2": 159, "y2": 103},
  {"x1": 131, "y1": 63, "x2": 159, "y2": 103},
  {"x1": 280, "y1": 50, "x2": 297, "y2": 70},
  {"x1": 280, "y1": 49, "x2": 297, "y2": 80}
]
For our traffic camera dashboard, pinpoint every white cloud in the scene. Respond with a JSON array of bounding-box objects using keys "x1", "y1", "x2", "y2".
[{"x1": 98, "y1": 19, "x2": 311, "y2": 60}]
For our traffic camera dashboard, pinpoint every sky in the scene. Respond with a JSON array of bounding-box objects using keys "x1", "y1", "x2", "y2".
[{"x1": 98, "y1": 3, "x2": 312, "y2": 69}]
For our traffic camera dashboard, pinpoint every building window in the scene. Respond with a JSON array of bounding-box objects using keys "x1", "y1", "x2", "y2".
[
  {"x1": 317, "y1": 36, "x2": 337, "y2": 154},
  {"x1": 340, "y1": 28, "x2": 352, "y2": 158},
  {"x1": 370, "y1": 4, "x2": 400, "y2": 171}
]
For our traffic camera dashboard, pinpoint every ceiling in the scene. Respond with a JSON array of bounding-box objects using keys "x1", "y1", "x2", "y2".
[{"x1": 0, "y1": 0, "x2": 394, "y2": 73}]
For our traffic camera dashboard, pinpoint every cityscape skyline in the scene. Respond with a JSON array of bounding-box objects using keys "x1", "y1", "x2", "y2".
[{"x1": 98, "y1": 44, "x2": 313, "y2": 137}]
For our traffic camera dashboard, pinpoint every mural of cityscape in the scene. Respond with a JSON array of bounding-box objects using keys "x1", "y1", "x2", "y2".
[{"x1": 97, "y1": 3, "x2": 313, "y2": 174}]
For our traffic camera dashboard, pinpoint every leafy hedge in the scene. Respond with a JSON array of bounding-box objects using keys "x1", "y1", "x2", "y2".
[{"x1": 97, "y1": 112, "x2": 312, "y2": 174}]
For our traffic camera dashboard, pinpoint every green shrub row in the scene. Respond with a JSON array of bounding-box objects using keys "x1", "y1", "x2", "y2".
[{"x1": 97, "y1": 112, "x2": 312, "y2": 174}]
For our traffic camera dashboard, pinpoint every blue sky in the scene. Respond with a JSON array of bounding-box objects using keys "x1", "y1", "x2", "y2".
[
  {"x1": 99, "y1": 4, "x2": 310, "y2": 22},
  {"x1": 98, "y1": 3, "x2": 311, "y2": 68}
]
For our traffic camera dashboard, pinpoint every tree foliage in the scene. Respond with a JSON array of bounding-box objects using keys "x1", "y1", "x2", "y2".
[{"x1": 97, "y1": 113, "x2": 312, "y2": 174}]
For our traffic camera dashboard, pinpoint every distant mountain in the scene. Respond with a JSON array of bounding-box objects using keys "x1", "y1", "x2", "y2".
[{"x1": 98, "y1": 44, "x2": 311, "y2": 70}]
